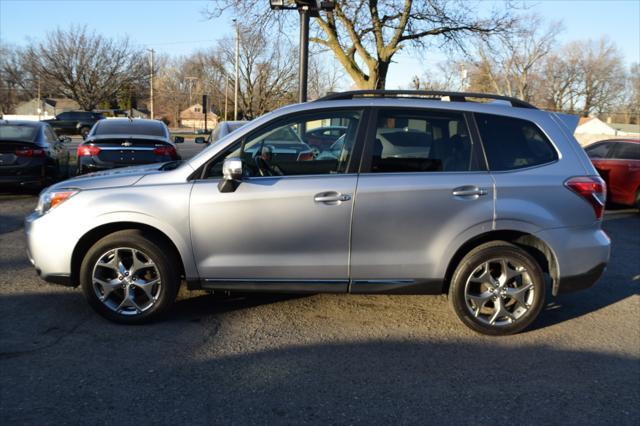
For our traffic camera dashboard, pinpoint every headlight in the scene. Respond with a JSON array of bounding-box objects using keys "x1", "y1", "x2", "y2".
[{"x1": 35, "y1": 189, "x2": 80, "y2": 215}]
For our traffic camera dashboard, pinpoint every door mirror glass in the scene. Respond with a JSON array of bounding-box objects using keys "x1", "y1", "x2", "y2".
[
  {"x1": 218, "y1": 158, "x2": 243, "y2": 192},
  {"x1": 194, "y1": 136, "x2": 206, "y2": 144},
  {"x1": 174, "y1": 136, "x2": 184, "y2": 144},
  {"x1": 222, "y1": 157, "x2": 243, "y2": 180}
]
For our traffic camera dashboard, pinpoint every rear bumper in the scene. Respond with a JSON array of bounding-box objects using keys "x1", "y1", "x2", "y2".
[
  {"x1": 535, "y1": 225, "x2": 610, "y2": 295},
  {"x1": 556, "y1": 263, "x2": 607, "y2": 294},
  {"x1": 0, "y1": 162, "x2": 48, "y2": 187}
]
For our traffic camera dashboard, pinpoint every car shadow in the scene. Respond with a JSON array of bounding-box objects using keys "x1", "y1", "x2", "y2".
[{"x1": 0, "y1": 304, "x2": 638, "y2": 425}]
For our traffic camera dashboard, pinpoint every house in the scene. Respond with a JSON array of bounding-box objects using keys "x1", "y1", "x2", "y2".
[
  {"x1": 575, "y1": 117, "x2": 640, "y2": 145},
  {"x1": 179, "y1": 104, "x2": 219, "y2": 129},
  {"x1": 14, "y1": 98, "x2": 80, "y2": 117}
]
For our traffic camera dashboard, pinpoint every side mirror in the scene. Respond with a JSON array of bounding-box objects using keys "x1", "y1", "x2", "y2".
[
  {"x1": 194, "y1": 137, "x2": 206, "y2": 144},
  {"x1": 58, "y1": 136, "x2": 71, "y2": 143},
  {"x1": 174, "y1": 136, "x2": 184, "y2": 144},
  {"x1": 218, "y1": 157, "x2": 243, "y2": 193}
]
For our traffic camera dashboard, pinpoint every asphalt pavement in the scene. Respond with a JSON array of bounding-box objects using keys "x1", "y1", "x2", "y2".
[{"x1": 0, "y1": 151, "x2": 638, "y2": 424}]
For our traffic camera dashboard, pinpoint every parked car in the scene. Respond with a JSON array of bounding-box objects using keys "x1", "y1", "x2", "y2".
[
  {"x1": 584, "y1": 139, "x2": 640, "y2": 208},
  {"x1": 0, "y1": 120, "x2": 70, "y2": 189},
  {"x1": 76, "y1": 118, "x2": 179, "y2": 175},
  {"x1": 25, "y1": 90, "x2": 610, "y2": 335},
  {"x1": 43, "y1": 111, "x2": 105, "y2": 139},
  {"x1": 196, "y1": 121, "x2": 248, "y2": 145},
  {"x1": 304, "y1": 125, "x2": 347, "y2": 150}
]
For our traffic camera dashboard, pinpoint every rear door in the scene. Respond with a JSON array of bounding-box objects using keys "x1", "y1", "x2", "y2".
[{"x1": 349, "y1": 108, "x2": 494, "y2": 291}]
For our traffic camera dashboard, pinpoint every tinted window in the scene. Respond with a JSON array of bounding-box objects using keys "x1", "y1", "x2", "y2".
[
  {"x1": 613, "y1": 142, "x2": 640, "y2": 160},
  {"x1": 0, "y1": 124, "x2": 38, "y2": 142},
  {"x1": 56, "y1": 112, "x2": 70, "y2": 120},
  {"x1": 205, "y1": 110, "x2": 361, "y2": 178},
  {"x1": 44, "y1": 126, "x2": 57, "y2": 142},
  {"x1": 585, "y1": 142, "x2": 612, "y2": 159},
  {"x1": 475, "y1": 113, "x2": 557, "y2": 171},
  {"x1": 369, "y1": 110, "x2": 475, "y2": 173},
  {"x1": 94, "y1": 120, "x2": 166, "y2": 137}
]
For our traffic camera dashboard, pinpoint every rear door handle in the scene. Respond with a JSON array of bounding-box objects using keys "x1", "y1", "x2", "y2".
[
  {"x1": 314, "y1": 191, "x2": 352, "y2": 203},
  {"x1": 452, "y1": 186, "x2": 488, "y2": 197}
]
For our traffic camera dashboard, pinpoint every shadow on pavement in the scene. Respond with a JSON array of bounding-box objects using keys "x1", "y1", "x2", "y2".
[{"x1": 0, "y1": 300, "x2": 637, "y2": 425}]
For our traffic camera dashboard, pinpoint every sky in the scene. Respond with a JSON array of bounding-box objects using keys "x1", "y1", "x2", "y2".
[{"x1": 1, "y1": 0, "x2": 639, "y2": 89}]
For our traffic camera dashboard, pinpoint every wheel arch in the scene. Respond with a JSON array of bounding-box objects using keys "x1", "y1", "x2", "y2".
[
  {"x1": 443, "y1": 230, "x2": 559, "y2": 295},
  {"x1": 71, "y1": 222, "x2": 187, "y2": 286}
]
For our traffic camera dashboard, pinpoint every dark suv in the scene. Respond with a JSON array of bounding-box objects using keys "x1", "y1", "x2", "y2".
[{"x1": 44, "y1": 111, "x2": 105, "y2": 139}]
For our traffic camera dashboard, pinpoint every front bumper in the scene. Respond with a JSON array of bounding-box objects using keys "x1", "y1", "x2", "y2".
[{"x1": 25, "y1": 210, "x2": 77, "y2": 286}]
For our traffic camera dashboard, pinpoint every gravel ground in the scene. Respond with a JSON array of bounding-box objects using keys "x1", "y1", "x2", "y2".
[{"x1": 0, "y1": 192, "x2": 638, "y2": 425}]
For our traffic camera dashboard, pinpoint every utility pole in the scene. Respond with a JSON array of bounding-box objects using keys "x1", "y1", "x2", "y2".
[
  {"x1": 148, "y1": 49, "x2": 155, "y2": 119},
  {"x1": 269, "y1": 1, "x2": 335, "y2": 103},
  {"x1": 234, "y1": 18, "x2": 239, "y2": 121},
  {"x1": 185, "y1": 77, "x2": 198, "y2": 106},
  {"x1": 224, "y1": 74, "x2": 229, "y2": 122},
  {"x1": 298, "y1": 6, "x2": 310, "y2": 103},
  {"x1": 36, "y1": 75, "x2": 41, "y2": 119}
]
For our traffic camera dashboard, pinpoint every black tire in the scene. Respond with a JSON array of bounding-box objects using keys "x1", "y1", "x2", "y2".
[
  {"x1": 448, "y1": 241, "x2": 546, "y2": 336},
  {"x1": 80, "y1": 126, "x2": 90, "y2": 139},
  {"x1": 80, "y1": 230, "x2": 180, "y2": 324}
]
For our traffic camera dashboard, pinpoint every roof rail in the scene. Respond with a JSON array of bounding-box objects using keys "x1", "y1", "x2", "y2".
[{"x1": 315, "y1": 90, "x2": 537, "y2": 109}]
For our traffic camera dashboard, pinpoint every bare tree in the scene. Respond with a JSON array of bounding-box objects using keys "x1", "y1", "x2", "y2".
[
  {"x1": 208, "y1": 1, "x2": 515, "y2": 89},
  {"x1": 468, "y1": 14, "x2": 561, "y2": 102},
  {"x1": 23, "y1": 26, "x2": 147, "y2": 111},
  {"x1": 540, "y1": 45, "x2": 582, "y2": 113},
  {"x1": 218, "y1": 24, "x2": 297, "y2": 119},
  {"x1": 577, "y1": 37, "x2": 626, "y2": 117}
]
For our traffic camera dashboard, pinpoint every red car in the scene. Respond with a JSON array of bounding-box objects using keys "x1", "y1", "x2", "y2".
[{"x1": 585, "y1": 139, "x2": 640, "y2": 208}]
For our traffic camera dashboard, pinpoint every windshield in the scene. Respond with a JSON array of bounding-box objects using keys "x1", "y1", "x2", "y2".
[{"x1": 0, "y1": 124, "x2": 38, "y2": 142}]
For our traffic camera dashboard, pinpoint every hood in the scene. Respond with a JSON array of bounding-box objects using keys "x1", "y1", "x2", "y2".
[{"x1": 49, "y1": 163, "x2": 166, "y2": 191}]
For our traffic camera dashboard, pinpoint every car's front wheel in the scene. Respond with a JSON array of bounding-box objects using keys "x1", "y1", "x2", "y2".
[
  {"x1": 448, "y1": 241, "x2": 546, "y2": 335},
  {"x1": 80, "y1": 230, "x2": 180, "y2": 324}
]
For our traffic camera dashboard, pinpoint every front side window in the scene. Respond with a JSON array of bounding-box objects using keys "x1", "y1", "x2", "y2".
[
  {"x1": 475, "y1": 113, "x2": 557, "y2": 171},
  {"x1": 585, "y1": 142, "x2": 613, "y2": 159},
  {"x1": 204, "y1": 110, "x2": 361, "y2": 179},
  {"x1": 368, "y1": 110, "x2": 475, "y2": 173},
  {"x1": 612, "y1": 142, "x2": 640, "y2": 160}
]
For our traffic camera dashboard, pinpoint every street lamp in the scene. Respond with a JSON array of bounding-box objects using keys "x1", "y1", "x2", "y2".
[{"x1": 269, "y1": 1, "x2": 335, "y2": 103}]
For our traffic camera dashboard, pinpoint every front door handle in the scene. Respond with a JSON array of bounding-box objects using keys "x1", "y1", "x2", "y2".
[
  {"x1": 314, "y1": 191, "x2": 352, "y2": 203},
  {"x1": 452, "y1": 186, "x2": 488, "y2": 198}
]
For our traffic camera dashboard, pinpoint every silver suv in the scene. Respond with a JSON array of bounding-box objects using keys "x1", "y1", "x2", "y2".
[{"x1": 25, "y1": 91, "x2": 610, "y2": 335}]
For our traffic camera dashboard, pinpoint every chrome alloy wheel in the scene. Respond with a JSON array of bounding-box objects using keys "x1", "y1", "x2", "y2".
[
  {"x1": 91, "y1": 247, "x2": 162, "y2": 316},
  {"x1": 464, "y1": 258, "x2": 535, "y2": 327}
]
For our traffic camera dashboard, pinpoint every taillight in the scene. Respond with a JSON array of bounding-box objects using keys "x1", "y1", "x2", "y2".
[
  {"x1": 77, "y1": 145, "x2": 101, "y2": 157},
  {"x1": 565, "y1": 176, "x2": 607, "y2": 220},
  {"x1": 154, "y1": 146, "x2": 178, "y2": 159},
  {"x1": 15, "y1": 148, "x2": 46, "y2": 157}
]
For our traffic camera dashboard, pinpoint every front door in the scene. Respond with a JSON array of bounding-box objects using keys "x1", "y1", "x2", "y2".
[{"x1": 189, "y1": 109, "x2": 365, "y2": 289}]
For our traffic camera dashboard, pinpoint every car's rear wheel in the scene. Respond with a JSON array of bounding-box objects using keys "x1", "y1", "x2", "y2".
[
  {"x1": 448, "y1": 241, "x2": 546, "y2": 335},
  {"x1": 80, "y1": 230, "x2": 180, "y2": 324}
]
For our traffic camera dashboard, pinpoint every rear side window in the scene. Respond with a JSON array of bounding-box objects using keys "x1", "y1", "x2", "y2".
[
  {"x1": 475, "y1": 113, "x2": 557, "y2": 171},
  {"x1": 612, "y1": 142, "x2": 640, "y2": 160}
]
